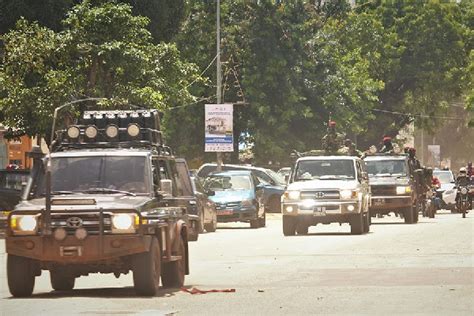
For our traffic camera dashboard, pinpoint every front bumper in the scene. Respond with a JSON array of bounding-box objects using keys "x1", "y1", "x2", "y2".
[
  {"x1": 282, "y1": 199, "x2": 361, "y2": 216},
  {"x1": 216, "y1": 206, "x2": 258, "y2": 223},
  {"x1": 369, "y1": 195, "x2": 411, "y2": 211},
  {"x1": 6, "y1": 235, "x2": 152, "y2": 262}
]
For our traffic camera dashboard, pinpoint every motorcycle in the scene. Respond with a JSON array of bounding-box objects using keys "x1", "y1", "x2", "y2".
[
  {"x1": 456, "y1": 185, "x2": 470, "y2": 218},
  {"x1": 423, "y1": 187, "x2": 439, "y2": 218}
]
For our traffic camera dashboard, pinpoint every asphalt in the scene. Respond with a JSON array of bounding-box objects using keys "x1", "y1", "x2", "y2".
[{"x1": 1, "y1": 210, "x2": 473, "y2": 315}]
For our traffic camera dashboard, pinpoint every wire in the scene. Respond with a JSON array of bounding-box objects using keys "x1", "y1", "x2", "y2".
[
  {"x1": 184, "y1": 54, "x2": 218, "y2": 90},
  {"x1": 372, "y1": 108, "x2": 466, "y2": 121},
  {"x1": 164, "y1": 95, "x2": 217, "y2": 111}
]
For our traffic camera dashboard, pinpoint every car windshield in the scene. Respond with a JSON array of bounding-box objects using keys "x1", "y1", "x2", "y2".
[
  {"x1": 433, "y1": 171, "x2": 454, "y2": 184},
  {"x1": 294, "y1": 160, "x2": 355, "y2": 181},
  {"x1": 366, "y1": 160, "x2": 407, "y2": 177},
  {"x1": 265, "y1": 169, "x2": 286, "y2": 185},
  {"x1": 203, "y1": 174, "x2": 252, "y2": 191},
  {"x1": 47, "y1": 156, "x2": 150, "y2": 195}
]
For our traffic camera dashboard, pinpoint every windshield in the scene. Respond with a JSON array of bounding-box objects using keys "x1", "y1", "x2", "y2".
[
  {"x1": 433, "y1": 171, "x2": 454, "y2": 184},
  {"x1": 366, "y1": 160, "x2": 407, "y2": 177},
  {"x1": 49, "y1": 156, "x2": 150, "y2": 195},
  {"x1": 265, "y1": 169, "x2": 286, "y2": 185},
  {"x1": 294, "y1": 160, "x2": 355, "y2": 181},
  {"x1": 203, "y1": 174, "x2": 252, "y2": 191}
]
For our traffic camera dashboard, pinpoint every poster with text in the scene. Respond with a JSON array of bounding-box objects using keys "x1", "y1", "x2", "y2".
[{"x1": 205, "y1": 104, "x2": 234, "y2": 152}]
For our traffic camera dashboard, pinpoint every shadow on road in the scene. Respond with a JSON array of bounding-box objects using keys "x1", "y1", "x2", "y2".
[
  {"x1": 371, "y1": 221, "x2": 436, "y2": 225},
  {"x1": 4, "y1": 286, "x2": 182, "y2": 299}
]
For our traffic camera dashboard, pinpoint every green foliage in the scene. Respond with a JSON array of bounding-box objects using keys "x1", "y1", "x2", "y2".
[{"x1": 0, "y1": 1, "x2": 200, "y2": 138}]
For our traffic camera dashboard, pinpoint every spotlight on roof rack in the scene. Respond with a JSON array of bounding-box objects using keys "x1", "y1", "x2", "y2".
[
  {"x1": 67, "y1": 126, "x2": 80, "y2": 139},
  {"x1": 105, "y1": 124, "x2": 119, "y2": 139},
  {"x1": 85, "y1": 125, "x2": 98, "y2": 139},
  {"x1": 127, "y1": 123, "x2": 140, "y2": 138}
]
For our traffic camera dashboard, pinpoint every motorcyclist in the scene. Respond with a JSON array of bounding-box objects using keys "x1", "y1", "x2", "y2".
[
  {"x1": 467, "y1": 162, "x2": 473, "y2": 178},
  {"x1": 379, "y1": 136, "x2": 394, "y2": 153},
  {"x1": 456, "y1": 167, "x2": 470, "y2": 187}
]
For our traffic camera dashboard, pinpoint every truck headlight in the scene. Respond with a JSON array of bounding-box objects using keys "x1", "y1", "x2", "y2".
[
  {"x1": 396, "y1": 186, "x2": 411, "y2": 195},
  {"x1": 10, "y1": 214, "x2": 39, "y2": 235},
  {"x1": 111, "y1": 213, "x2": 138, "y2": 233},
  {"x1": 340, "y1": 190, "x2": 358, "y2": 199},
  {"x1": 284, "y1": 191, "x2": 300, "y2": 200}
]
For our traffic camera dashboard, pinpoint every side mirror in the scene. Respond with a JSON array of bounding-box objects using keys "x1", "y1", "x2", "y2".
[
  {"x1": 284, "y1": 175, "x2": 290, "y2": 182},
  {"x1": 206, "y1": 189, "x2": 215, "y2": 196},
  {"x1": 159, "y1": 179, "x2": 173, "y2": 196},
  {"x1": 256, "y1": 183, "x2": 265, "y2": 190},
  {"x1": 362, "y1": 172, "x2": 369, "y2": 181}
]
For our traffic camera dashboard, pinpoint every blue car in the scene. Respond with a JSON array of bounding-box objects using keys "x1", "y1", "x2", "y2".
[{"x1": 202, "y1": 170, "x2": 266, "y2": 228}]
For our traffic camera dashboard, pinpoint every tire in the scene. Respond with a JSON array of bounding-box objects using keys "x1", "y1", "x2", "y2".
[
  {"x1": 250, "y1": 219, "x2": 260, "y2": 228},
  {"x1": 198, "y1": 212, "x2": 205, "y2": 234},
  {"x1": 404, "y1": 206, "x2": 415, "y2": 224},
  {"x1": 268, "y1": 196, "x2": 281, "y2": 213},
  {"x1": 350, "y1": 213, "x2": 364, "y2": 235},
  {"x1": 204, "y1": 215, "x2": 217, "y2": 233},
  {"x1": 162, "y1": 234, "x2": 186, "y2": 288},
  {"x1": 188, "y1": 230, "x2": 199, "y2": 242},
  {"x1": 363, "y1": 213, "x2": 370, "y2": 233},
  {"x1": 258, "y1": 211, "x2": 266, "y2": 228},
  {"x1": 296, "y1": 224, "x2": 308, "y2": 235},
  {"x1": 132, "y1": 237, "x2": 161, "y2": 296},
  {"x1": 7, "y1": 254, "x2": 35, "y2": 297},
  {"x1": 50, "y1": 270, "x2": 75, "y2": 291},
  {"x1": 282, "y1": 215, "x2": 296, "y2": 236}
]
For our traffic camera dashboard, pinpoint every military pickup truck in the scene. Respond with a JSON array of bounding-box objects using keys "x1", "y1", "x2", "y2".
[
  {"x1": 282, "y1": 155, "x2": 371, "y2": 235},
  {"x1": 5, "y1": 109, "x2": 191, "y2": 297},
  {"x1": 364, "y1": 154, "x2": 419, "y2": 224}
]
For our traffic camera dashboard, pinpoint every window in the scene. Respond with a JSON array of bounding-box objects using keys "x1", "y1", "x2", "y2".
[{"x1": 175, "y1": 160, "x2": 193, "y2": 196}]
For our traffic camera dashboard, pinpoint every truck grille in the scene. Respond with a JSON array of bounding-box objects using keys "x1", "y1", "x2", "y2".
[
  {"x1": 371, "y1": 186, "x2": 396, "y2": 196},
  {"x1": 300, "y1": 190, "x2": 340, "y2": 200},
  {"x1": 48, "y1": 212, "x2": 113, "y2": 235},
  {"x1": 216, "y1": 202, "x2": 241, "y2": 210}
]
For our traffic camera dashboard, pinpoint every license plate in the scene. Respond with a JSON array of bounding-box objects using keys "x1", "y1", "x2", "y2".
[
  {"x1": 373, "y1": 199, "x2": 385, "y2": 206},
  {"x1": 313, "y1": 207, "x2": 326, "y2": 216},
  {"x1": 218, "y1": 210, "x2": 233, "y2": 215}
]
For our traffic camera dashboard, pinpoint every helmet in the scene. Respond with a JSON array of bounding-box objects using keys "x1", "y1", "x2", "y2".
[
  {"x1": 459, "y1": 167, "x2": 467, "y2": 174},
  {"x1": 468, "y1": 162, "x2": 472, "y2": 167},
  {"x1": 344, "y1": 139, "x2": 352, "y2": 146},
  {"x1": 383, "y1": 136, "x2": 391, "y2": 143}
]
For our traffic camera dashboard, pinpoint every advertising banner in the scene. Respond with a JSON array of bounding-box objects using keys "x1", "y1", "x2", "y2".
[{"x1": 205, "y1": 104, "x2": 234, "y2": 152}]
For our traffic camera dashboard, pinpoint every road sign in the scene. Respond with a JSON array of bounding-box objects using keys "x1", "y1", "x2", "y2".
[{"x1": 205, "y1": 104, "x2": 233, "y2": 152}]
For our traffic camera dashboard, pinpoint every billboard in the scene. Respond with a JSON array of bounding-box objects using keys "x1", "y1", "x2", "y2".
[{"x1": 205, "y1": 104, "x2": 234, "y2": 152}]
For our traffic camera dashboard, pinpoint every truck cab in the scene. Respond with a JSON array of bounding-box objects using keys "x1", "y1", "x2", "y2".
[
  {"x1": 282, "y1": 155, "x2": 371, "y2": 235},
  {"x1": 6, "y1": 109, "x2": 190, "y2": 297}
]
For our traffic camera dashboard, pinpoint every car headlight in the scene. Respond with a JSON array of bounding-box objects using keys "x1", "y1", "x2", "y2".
[
  {"x1": 340, "y1": 190, "x2": 358, "y2": 199},
  {"x1": 10, "y1": 214, "x2": 39, "y2": 235},
  {"x1": 396, "y1": 186, "x2": 411, "y2": 195},
  {"x1": 111, "y1": 213, "x2": 138, "y2": 234},
  {"x1": 284, "y1": 191, "x2": 300, "y2": 200},
  {"x1": 241, "y1": 199, "x2": 254, "y2": 207}
]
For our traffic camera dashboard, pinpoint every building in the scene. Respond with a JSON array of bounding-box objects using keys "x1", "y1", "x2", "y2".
[{"x1": 0, "y1": 124, "x2": 33, "y2": 169}]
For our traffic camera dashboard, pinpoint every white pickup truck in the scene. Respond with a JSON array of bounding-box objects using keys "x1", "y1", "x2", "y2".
[{"x1": 281, "y1": 156, "x2": 371, "y2": 235}]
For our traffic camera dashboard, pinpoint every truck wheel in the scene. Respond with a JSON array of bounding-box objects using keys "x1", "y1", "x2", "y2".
[
  {"x1": 204, "y1": 216, "x2": 217, "y2": 232},
  {"x1": 404, "y1": 206, "x2": 415, "y2": 224},
  {"x1": 350, "y1": 213, "x2": 364, "y2": 235},
  {"x1": 7, "y1": 254, "x2": 35, "y2": 297},
  {"x1": 258, "y1": 212, "x2": 266, "y2": 227},
  {"x1": 50, "y1": 270, "x2": 75, "y2": 291},
  {"x1": 268, "y1": 196, "x2": 281, "y2": 213},
  {"x1": 282, "y1": 216, "x2": 296, "y2": 236},
  {"x1": 162, "y1": 234, "x2": 186, "y2": 288},
  {"x1": 132, "y1": 237, "x2": 161, "y2": 296},
  {"x1": 363, "y1": 213, "x2": 370, "y2": 233},
  {"x1": 296, "y1": 224, "x2": 308, "y2": 235}
]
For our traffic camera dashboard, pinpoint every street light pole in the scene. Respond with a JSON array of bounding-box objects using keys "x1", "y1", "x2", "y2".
[{"x1": 216, "y1": 0, "x2": 223, "y2": 171}]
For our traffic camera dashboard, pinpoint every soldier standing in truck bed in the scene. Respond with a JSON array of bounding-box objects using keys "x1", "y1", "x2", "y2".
[{"x1": 322, "y1": 121, "x2": 344, "y2": 155}]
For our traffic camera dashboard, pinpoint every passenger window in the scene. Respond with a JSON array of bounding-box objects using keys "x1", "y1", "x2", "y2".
[
  {"x1": 175, "y1": 161, "x2": 193, "y2": 197},
  {"x1": 255, "y1": 170, "x2": 272, "y2": 185}
]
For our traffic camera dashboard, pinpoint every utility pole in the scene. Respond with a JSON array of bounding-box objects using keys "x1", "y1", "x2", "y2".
[{"x1": 216, "y1": 0, "x2": 223, "y2": 171}]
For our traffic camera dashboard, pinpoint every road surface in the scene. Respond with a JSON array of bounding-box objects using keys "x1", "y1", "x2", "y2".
[{"x1": 1, "y1": 210, "x2": 473, "y2": 315}]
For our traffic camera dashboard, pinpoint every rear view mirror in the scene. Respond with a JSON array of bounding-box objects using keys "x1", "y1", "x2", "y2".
[{"x1": 159, "y1": 179, "x2": 173, "y2": 196}]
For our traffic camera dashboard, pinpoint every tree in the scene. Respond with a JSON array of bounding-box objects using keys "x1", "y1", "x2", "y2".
[{"x1": 0, "y1": 1, "x2": 200, "y2": 139}]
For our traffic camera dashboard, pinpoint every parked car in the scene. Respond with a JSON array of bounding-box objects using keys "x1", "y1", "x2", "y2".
[
  {"x1": 0, "y1": 169, "x2": 29, "y2": 233},
  {"x1": 433, "y1": 169, "x2": 457, "y2": 211},
  {"x1": 202, "y1": 170, "x2": 266, "y2": 228},
  {"x1": 197, "y1": 163, "x2": 285, "y2": 213},
  {"x1": 277, "y1": 167, "x2": 292, "y2": 182},
  {"x1": 191, "y1": 176, "x2": 218, "y2": 233}
]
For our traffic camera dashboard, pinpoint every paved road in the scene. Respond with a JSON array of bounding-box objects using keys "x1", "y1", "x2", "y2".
[{"x1": 1, "y1": 211, "x2": 473, "y2": 315}]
